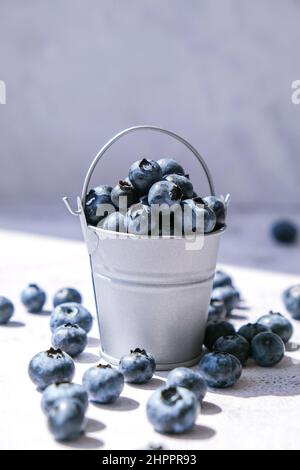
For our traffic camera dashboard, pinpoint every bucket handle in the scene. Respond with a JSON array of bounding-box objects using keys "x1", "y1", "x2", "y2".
[{"x1": 63, "y1": 125, "x2": 215, "y2": 215}]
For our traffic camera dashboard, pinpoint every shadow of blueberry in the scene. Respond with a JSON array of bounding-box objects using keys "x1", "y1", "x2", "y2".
[
  {"x1": 63, "y1": 435, "x2": 104, "y2": 449},
  {"x1": 92, "y1": 396, "x2": 139, "y2": 412},
  {"x1": 169, "y1": 424, "x2": 216, "y2": 440},
  {"x1": 128, "y1": 377, "x2": 165, "y2": 391},
  {"x1": 201, "y1": 401, "x2": 222, "y2": 415},
  {"x1": 1, "y1": 321, "x2": 25, "y2": 328},
  {"x1": 87, "y1": 337, "x2": 100, "y2": 348},
  {"x1": 85, "y1": 417, "x2": 106, "y2": 433},
  {"x1": 75, "y1": 352, "x2": 100, "y2": 364}
]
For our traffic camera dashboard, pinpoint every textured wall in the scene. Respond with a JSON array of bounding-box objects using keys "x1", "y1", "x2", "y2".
[{"x1": 0, "y1": 0, "x2": 300, "y2": 212}]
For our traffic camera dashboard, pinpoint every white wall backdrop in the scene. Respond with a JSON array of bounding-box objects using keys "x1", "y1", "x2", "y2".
[{"x1": 0, "y1": 0, "x2": 300, "y2": 213}]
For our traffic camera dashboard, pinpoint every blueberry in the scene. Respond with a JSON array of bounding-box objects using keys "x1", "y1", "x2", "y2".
[
  {"x1": 213, "y1": 334, "x2": 250, "y2": 366},
  {"x1": 82, "y1": 364, "x2": 124, "y2": 404},
  {"x1": 251, "y1": 332, "x2": 285, "y2": 367},
  {"x1": 204, "y1": 320, "x2": 235, "y2": 350},
  {"x1": 48, "y1": 398, "x2": 85, "y2": 442},
  {"x1": 0, "y1": 296, "x2": 14, "y2": 324},
  {"x1": 21, "y1": 284, "x2": 46, "y2": 313},
  {"x1": 147, "y1": 386, "x2": 199, "y2": 434},
  {"x1": 238, "y1": 323, "x2": 269, "y2": 344},
  {"x1": 148, "y1": 180, "x2": 182, "y2": 207},
  {"x1": 119, "y1": 348, "x2": 156, "y2": 384},
  {"x1": 213, "y1": 270, "x2": 233, "y2": 289},
  {"x1": 166, "y1": 367, "x2": 207, "y2": 402},
  {"x1": 257, "y1": 311, "x2": 293, "y2": 343},
  {"x1": 207, "y1": 300, "x2": 227, "y2": 322},
  {"x1": 84, "y1": 185, "x2": 113, "y2": 226},
  {"x1": 211, "y1": 286, "x2": 240, "y2": 314},
  {"x1": 41, "y1": 382, "x2": 88, "y2": 415},
  {"x1": 283, "y1": 285, "x2": 300, "y2": 319},
  {"x1": 52, "y1": 323, "x2": 87, "y2": 357},
  {"x1": 203, "y1": 196, "x2": 227, "y2": 225},
  {"x1": 128, "y1": 158, "x2": 162, "y2": 194},
  {"x1": 198, "y1": 352, "x2": 242, "y2": 388},
  {"x1": 50, "y1": 303, "x2": 93, "y2": 333},
  {"x1": 163, "y1": 174, "x2": 193, "y2": 199},
  {"x1": 271, "y1": 220, "x2": 298, "y2": 244},
  {"x1": 125, "y1": 203, "x2": 154, "y2": 235},
  {"x1": 182, "y1": 199, "x2": 216, "y2": 234},
  {"x1": 139, "y1": 194, "x2": 149, "y2": 206},
  {"x1": 53, "y1": 288, "x2": 82, "y2": 308},
  {"x1": 28, "y1": 348, "x2": 75, "y2": 391},
  {"x1": 111, "y1": 180, "x2": 138, "y2": 209},
  {"x1": 157, "y1": 158, "x2": 185, "y2": 177},
  {"x1": 100, "y1": 211, "x2": 126, "y2": 233}
]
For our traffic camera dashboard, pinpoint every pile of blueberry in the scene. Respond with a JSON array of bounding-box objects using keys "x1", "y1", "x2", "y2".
[{"x1": 84, "y1": 157, "x2": 229, "y2": 236}]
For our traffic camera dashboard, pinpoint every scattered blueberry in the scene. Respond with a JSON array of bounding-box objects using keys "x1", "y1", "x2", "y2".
[
  {"x1": 166, "y1": 367, "x2": 207, "y2": 402},
  {"x1": 50, "y1": 303, "x2": 93, "y2": 333},
  {"x1": 147, "y1": 386, "x2": 199, "y2": 434},
  {"x1": 119, "y1": 348, "x2": 156, "y2": 384},
  {"x1": 48, "y1": 397, "x2": 85, "y2": 442},
  {"x1": 100, "y1": 211, "x2": 126, "y2": 233},
  {"x1": 203, "y1": 196, "x2": 227, "y2": 225},
  {"x1": 28, "y1": 347, "x2": 75, "y2": 391},
  {"x1": 204, "y1": 320, "x2": 235, "y2": 350},
  {"x1": 84, "y1": 185, "x2": 113, "y2": 226},
  {"x1": 148, "y1": 180, "x2": 182, "y2": 207},
  {"x1": 257, "y1": 311, "x2": 293, "y2": 344},
  {"x1": 111, "y1": 180, "x2": 138, "y2": 209},
  {"x1": 213, "y1": 270, "x2": 233, "y2": 289},
  {"x1": 21, "y1": 284, "x2": 46, "y2": 313},
  {"x1": 213, "y1": 334, "x2": 250, "y2": 366},
  {"x1": 53, "y1": 288, "x2": 82, "y2": 308},
  {"x1": 41, "y1": 382, "x2": 88, "y2": 415},
  {"x1": 207, "y1": 299, "x2": 227, "y2": 322},
  {"x1": 182, "y1": 199, "x2": 216, "y2": 234},
  {"x1": 251, "y1": 332, "x2": 285, "y2": 367},
  {"x1": 0, "y1": 296, "x2": 14, "y2": 324},
  {"x1": 163, "y1": 174, "x2": 193, "y2": 199},
  {"x1": 198, "y1": 352, "x2": 242, "y2": 388},
  {"x1": 271, "y1": 220, "x2": 298, "y2": 244},
  {"x1": 157, "y1": 158, "x2": 185, "y2": 177},
  {"x1": 237, "y1": 323, "x2": 269, "y2": 344},
  {"x1": 283, "y1": 285, "x2": 300, "y2": 319},
  {"x1": 82, "y1": 364, "x2": 124, "y2": 404},
  {"x1": 52, "y1": 323, "x2": 87, "y2": 357},
  {"x1": 125, "y1": 203, "x2": 153, "y2": 235},
  {"x1": 129, "y1": 158, "x2": 162, "y2": 195},
  {"x1": 211, "y1": 286, "x2": 240, "y2": 314}
]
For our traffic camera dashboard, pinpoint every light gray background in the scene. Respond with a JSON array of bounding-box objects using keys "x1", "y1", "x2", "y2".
[{"x1": 0, "y1": 0, "x2": 299, "y2": 271}]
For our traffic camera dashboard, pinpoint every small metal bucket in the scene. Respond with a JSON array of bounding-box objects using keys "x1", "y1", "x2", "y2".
[{"x1": 64, "y1": 126, "x2": 225, "y2": 370}]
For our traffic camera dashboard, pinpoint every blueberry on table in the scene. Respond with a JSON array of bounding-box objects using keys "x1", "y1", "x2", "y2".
[
  {"x1": 166, "y1": 367, "x2": 207, "y2": 402},
  {"x1": 147, "y1": 386, "x2": 199, "y2": 434},
  {"x1": 203, "y1": 195, "x2": 227, "y2": 226},
  {"x1": 50, "y1": 303, "x2": 93, "y2": 333},
  {"x1": 48, "y1": 398, "x2": 85, "y2": 442},
  {"x1": 124, "y1": 203, "x2": 153, "y2": 235},
  {"x1": 163, "y1": 174, "x2": 193, "y2": 199},
  {"x1": 100, "y1": 211, "x2": 126, "y2": 233},
  {"x1": 257, "y1": 311, "x2": 293, "y2": 343},
  {"x1": 52, "y1": 323, "x2": 87, "y2": 357},
  {"x1": 204, "y1": 320, "x2": 235, "y2": 350},
  {"x1": 84, "y1": 185, "x2": 113, "y2": 226},
  {"x1": 238, "y1": 322, "x2": 269, "y2": 345},
  {"x1": 157, "y1": 158, "x2": 185, "y2": 177},
  {"x1": 128, "y1": 158, "x2": 162, "y2": 194},
  {"x1": 111, "y1": 180, "x2": 138, "y2": 209},
  {"x1": 41, "y1": 382, "x2": 88, "y2": 415},
  {"x1": 213, "y1": 334, "x2": 250, "y2": 366},
  {"x1": 251, "y1": 332, "x2": 285, "y2": 367},
  {"x1": 21, "y1": 284, "x2": 46, "y2": 313},
  {"x1": 207, "y1": 300, "x2": 227, "y2": 322},
  {"x1": 82, "y1": 364, "x2": 124, "y2": 404},
  {"x1": 0, "y1": 296, "x2": 14, "y2": 324},
  {"x1": 53, "y1": 287, "x2": 82, "y2": 308},
  {"x1": 271, "y1": 220, "x2": 298, "y2": 244},
  {"x1": 182, "y1": 199, "x2": 216, "y2": 234},
  {"x1": 148, "y1": 180, "x2": 182, "y2": 207},
  {"x1": 283, "y1": 285, "x2": 300, "y2": 319},
  {"x1": 213, "y1": 270, "x2": 233, "y2": 289},
  {"x1": 28, "y1": 348, "x2": 75, "y2": 391},
  {"x1": 211, "y1": 286, "x2": 240, "y2": 314},
  {"x1": 198, "y1": 352, "x2": 242, "y2": 388},
  {"x1": 119, "y1": 348, "x2": 156, "y2": 384}
]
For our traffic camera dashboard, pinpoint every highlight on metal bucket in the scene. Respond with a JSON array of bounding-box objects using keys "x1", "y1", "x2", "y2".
[{"x1": 63, "y1": 125, "x2": 228, "y2": 370}]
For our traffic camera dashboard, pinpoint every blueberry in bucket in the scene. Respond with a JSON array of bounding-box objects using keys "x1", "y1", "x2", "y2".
[
  {"x1": 125, "y1": 203, "x2": 153, "y2": 235},
  {"x1": 82, "y1": 364, "x2": 124, "y2": 404},
  {"x1": 28, "y1": 348, "x2": 75, "y2": 391},
  {"x1": 148, "y1": 180, "x2": 182, "y2": 206},
  {"x1": 53, "y1": 287, "x2": 82, "y2": 307},
  {"x1": 157, "y1": 158, "x2": 185, "y2": 177},
  {"x1": 147, "y1": 386, "x2": 199, "y2": 434},
  {"x1": 119, "y1": 348, "x2": 156, "y2": 384},
  {"x1": 52, "y1": 323, "x2": 87, "y2": 357},
  {"x1": 182, "y1": 198, "x2": 216, "y2": 234},
  {"x1": 21, "y1": 284, "x2": 46, "y2": 313},
  {"x1": 163, "y1": 174, "x2": 193, "y2": 199},
  {"x1": 100, "y1": 212, "x2": 126, "y2": 232},
  {"x1": 50, "y1": 303, "x2": 93, "y2": 333},
  {"x1": 84, "y1": 185, "x2": 113, "y2": 226},
  {"x1": 0, "y1": 296, "x2": 14, "y2": 324},
  {"x1": 203, "y1": 195, "x2": 227, "y2": 226},
  {"x1": 111, "y1": 180, "x2": 138, "y2": 209},
  {"x1": 129, "y1": 158, "x2": 162, "y2": 194}
]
